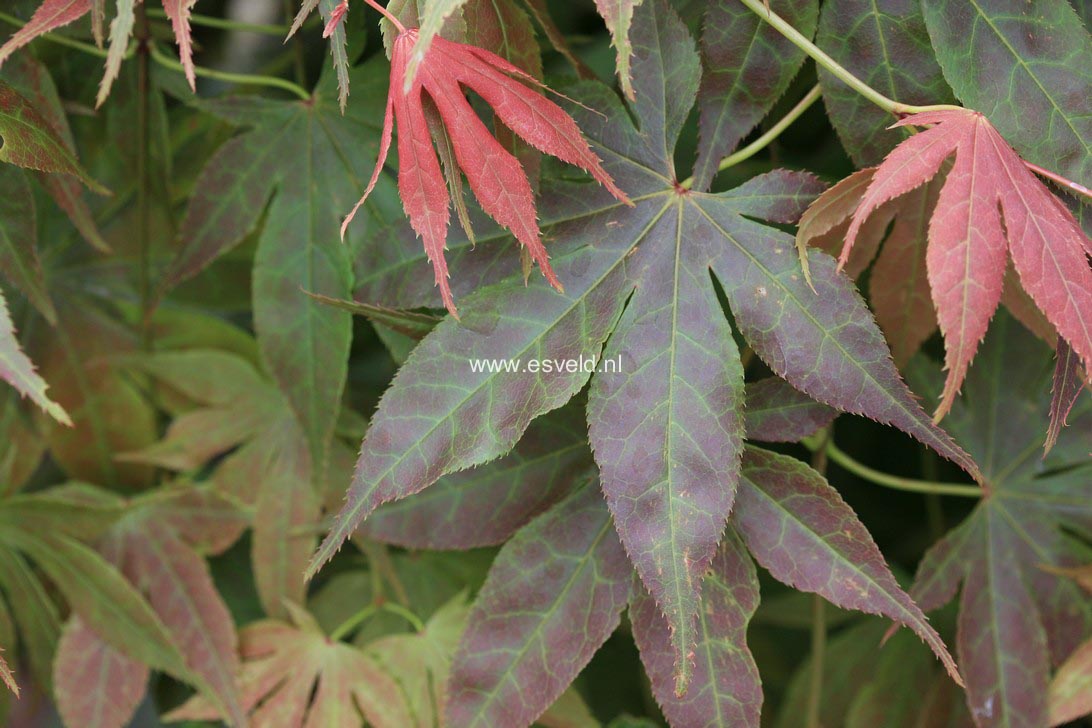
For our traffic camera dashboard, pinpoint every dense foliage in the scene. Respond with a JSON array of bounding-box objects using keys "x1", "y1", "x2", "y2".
[{"x1": 0, "y1": 0, "x2": 1089, "y2": 726}]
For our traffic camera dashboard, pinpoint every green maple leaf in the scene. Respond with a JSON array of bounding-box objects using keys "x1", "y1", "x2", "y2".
[{"x1": 910, "y1": 312, "x2": 1092, "y2": 727}]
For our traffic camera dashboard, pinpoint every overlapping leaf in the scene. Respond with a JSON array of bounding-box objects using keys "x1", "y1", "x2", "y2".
[
  {"x1": 364, "y1": 593, "x2": 471, "y2": 727},
  {"x1": 734, "y1": 446, "x2": 961, "y2": 684},
  {"x1": 167, "y1": 602, "x2": 408, "y2": 728},
  {"x1": 160, "y1": 63, "x2": 383, "y2": 474},
  {"x1": 1, "y1": 55, "x2": 109, "y2": 252},
  {"x1": 446, "y1": 481, "x2": 632, "y2": 727},
  {"x1": 593, "y1": 0, "x2": 642, "y2": 99},
  {"x1": 841, "y1": 109, "x2": 1092, "y2": 418},
  {"x1": 55, "y1": 617, "x2": 147, "y2": 728},
  {"x1": 51, "y1": 487, "x2": 248, "y2": 728},
  {"x1": 0, "y1": 287, "x2": 69, "y2": 425},
  {"x1": 909, "y1": 313, "x2": 1092, "y2": 727},
  {"x1": 1050, "y1": 636, "x2": 1092, "y2": 725},
  {"x1": 0, "y1": 647, "x2": 16, "y2": 697},
  {"x1": 816, "y1": 0, "x2": 954, "y2": 166},
  {"x1": 691, "y1": 0, "x2": 818, "y2": 191},
  {"x1": 0, "y1": 0, "x2": 202, "y2": 106},
  {"x1": 630, "y1": 532, "x2": 761, "y2": 726},
  {"x1": 314, "y1": 0, "x2": 976, "y2": 696},
  {"x1": 921, "y1": 0, "x2": 1092, "y2": 187},
  {"x1": 118, "y1": 349, "x2": 320, "y2": 619},
  {"x1": 799, "y1": 166, "x2": 944, "y2": 365},
  {"x1": 365, "y1": 402, "x2": 591, "y2": 549}
]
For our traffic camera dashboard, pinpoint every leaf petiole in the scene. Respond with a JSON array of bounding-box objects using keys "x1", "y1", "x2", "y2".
[
  {"x1": 362, "y1": 0, "x2": 406, "y2": 34},
  {"x1": 801, "y1": 435, "x2": 982, "y2": 498},
  {"x1": 680, "y1": 84, "x2": 822, "y2": 189},
  {"x1": 147, "y1": 42, "x2": 311, "y2": 101},
  {"x1": 144, "y1": 7, "x2": 292, "y2": 36},
  {"x1": 735, "y1": 0, "x2": 962, "y2": 117},
  {"x1": 329, "y1": 601, "x2": 425, "y2": 641}
]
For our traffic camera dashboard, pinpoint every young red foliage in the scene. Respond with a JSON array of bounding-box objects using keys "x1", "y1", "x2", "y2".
[
  {"x1": 842, "y1": 109, "x2": 1092, "y2": 419},
  {"x1": 341, "y1": 27, "x2": 630, "y2": 317}
]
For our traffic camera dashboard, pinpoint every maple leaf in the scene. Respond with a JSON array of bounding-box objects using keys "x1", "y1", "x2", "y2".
[
  {"x1": 166, "y1": 601, "x2": 410, "y2": 728},
  {"x1": 447, "y1": 480, "x2": 632, "y2": 727},
  {"x1": 839, "y1": 108, "x2": 1092, "y2": 420},
  {"x1": 315, "y1": 0, "x2": 975, "y2": 697},
  {"x1": 116, "y1": 348, "x2": 368, "y2": 620},
  {"x1": 341, "y1": 23, "x2": 630, "y2": 316},
  {"x1": 909, "y1": 313, "x2": 1092, "y2": 727},
  {"x1": 52, "y1": 486, "x2": 249, "y2": 728}
]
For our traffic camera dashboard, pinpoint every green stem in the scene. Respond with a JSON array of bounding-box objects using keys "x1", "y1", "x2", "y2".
[
  {"x1": 0, "y1": 12, "x2": 112, "y2": 58},
  {"x1": 679, "y1": 85, "x2": 822, "y2": 189},
  {"x1": 145, "y1": 7, "x2": 292, "y2": 36},
  {"x1": 735, "y1": 0, "x2": 961, "y2": 116},
  {"x1": 329, "y1": 600, "x2": 425, "y2": 642},
  {"x1": 383, "y1": 602, "x2": 426, "y2": 632},
  {"x1": 147, "y1": 42, "x2": 310, "y2": 100},
  {"x1": 329, "y1": 604, "x2": 378, "y2": 641},
  {"x1": 802, "y1": 436, "x2": 982, "y2": 498},
  {"x1": 806, "y1": 595, "x2": 826, "y2": 728}
]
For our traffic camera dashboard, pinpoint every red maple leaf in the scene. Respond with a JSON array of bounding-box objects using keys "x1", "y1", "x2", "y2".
[
  {"x1": 341, "y1": 15, "x2": 630, "y2": 317},
  {"x1": 841, "y1": 109, "x2": 1092, "y2": 419}
]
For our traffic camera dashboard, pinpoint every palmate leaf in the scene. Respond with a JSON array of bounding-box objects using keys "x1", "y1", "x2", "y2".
[
  {"x1": 314, "y1": 0, "x2": 975, "y2": 696},
  {"x1": 909, "y1": 312, "x2": 1092, "y2": 727},
  {"x1": 53, "y1": 487, "x2": 250, "y2": 728},
  {"x1": 118, "y1": 349, "x2": 320, "y2": 620},
  {"x1": 446, "y1": 480, "x2": 633, "y2": 727},
  {"x1": 166, "y1": 602, "x2": 409, "y2": 728},
  {"x1": 842, "y1": 109, "x2": 1092, "y2": 419},
  {"x1": 159, "y1": 63, "x2": 387, "y2": 475},
  {"x1": 342, "y1": 22, "x2": 628, "y2": 316}
]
